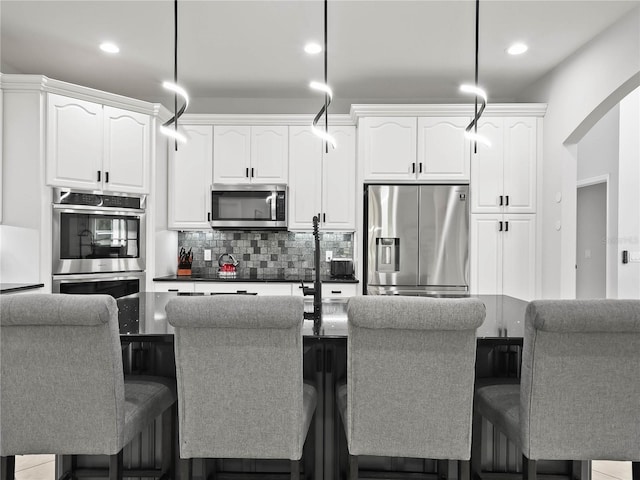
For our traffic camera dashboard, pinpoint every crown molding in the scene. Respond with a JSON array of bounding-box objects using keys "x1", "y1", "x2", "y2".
[
  {"x1": 0, "y1": 74, "x2": 158, "y2": 115},
  {"x1": 350, "y1": 103, "x2": 548, "y2": 122},
  {"x1": 178, "y1": 113, "x2": 354, "y2": 126}
]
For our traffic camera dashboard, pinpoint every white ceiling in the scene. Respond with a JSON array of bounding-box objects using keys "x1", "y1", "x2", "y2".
[{"x1": 2, "y1": 0, "x2": 639, "y2": 113}]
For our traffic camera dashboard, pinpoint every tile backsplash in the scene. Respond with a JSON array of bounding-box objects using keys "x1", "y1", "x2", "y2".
[{"x1": 178, "y1": 230, "x2": 353, "y2": 277}]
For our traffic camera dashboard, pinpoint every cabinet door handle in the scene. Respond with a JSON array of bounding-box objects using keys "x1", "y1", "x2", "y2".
[
  {"x1": 419, "y1": 163, "x2": 423, "y2": 173},
  {"x1": 251, "y1": 168, "x2": 254, "y2": 178},
  {"x1": 499, "y1": 221, "x2": 503, "y2": 232},
  {"x1": 323, "y1": 213, "x2": 326, "y2": 223},
  {"x1": 105, "y1": 171, "x2": 109, "y2": 183},
  {"x1": 168, "y1": 289, "x2": 178, "y2": 292},
  {"x1": 505, "y1": 221, "x2": 509, "y2": 232},
  {"x1": 97, "y1": 170, "x2": 101, "y2": 182},
  {"x1": 245, "y1": 167, "x2": 249, "y2": 178},
  {"x1": 207, "y1": 212, "x2": 211, "y2": 222},
  {"x1": 499, "y1": 195, "x2": 503, "y2": 206},
  {"x1": 505, "y1": 195, "x2": 509, "y2": 206},
  {"x1": 412, "y1": 162, "x2": 416, "y2": 173},
  {"x1": 331, "y1": 290, "x2": 342, "y2": 294}
]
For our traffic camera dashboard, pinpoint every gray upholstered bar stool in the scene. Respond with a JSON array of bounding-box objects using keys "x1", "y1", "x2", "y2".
[
  {"x1": 474, "y1": 300, "x2": 640, "y2": 480},
  {"x1": 337, "y1": 296, "x2": 486, "y2": 480},
  {"x1": 0, "y1": 294, "x2": 177, "y2": 480},
  {"x1": 166, "y1": 295, "x2": 317, "y2": 480}
]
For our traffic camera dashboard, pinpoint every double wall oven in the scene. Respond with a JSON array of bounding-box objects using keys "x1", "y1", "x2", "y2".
[{"x1": 52, "y1": 189, "x2": 146, "y2": 298}]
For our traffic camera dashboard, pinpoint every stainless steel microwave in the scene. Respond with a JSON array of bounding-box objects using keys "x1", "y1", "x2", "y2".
[{"x1": 210, "y1": 184, "x2": 287, "y2": 230}]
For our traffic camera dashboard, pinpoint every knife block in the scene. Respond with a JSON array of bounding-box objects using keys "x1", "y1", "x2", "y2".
[{"x1": 177, "y1": 268, "x2": 192, "y2": 276}]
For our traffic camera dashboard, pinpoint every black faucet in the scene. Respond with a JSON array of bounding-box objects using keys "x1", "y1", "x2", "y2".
[{"x1": 302, "y1": 215, "x2": 322, "y2": 330}]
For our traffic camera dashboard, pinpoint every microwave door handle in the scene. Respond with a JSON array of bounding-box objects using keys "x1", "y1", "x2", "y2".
[{"x1": 270, "y1": 193, "x2": 276, "y2": 220}]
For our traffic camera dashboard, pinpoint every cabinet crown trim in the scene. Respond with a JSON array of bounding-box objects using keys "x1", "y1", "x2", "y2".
[
  {"x1": 350, "y1": 103, "x2": 547, "y2": 121},
  {"x1": 1, "y1": 74, "x2": 160, "y2": 116},
  {"x1": 179, "y1": 113, "x2": 354, "y2": 126}
]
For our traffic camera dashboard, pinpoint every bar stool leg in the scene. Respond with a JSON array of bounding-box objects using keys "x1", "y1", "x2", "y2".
[
  {"x1": 108, "y1": 450, "x2": 123, "y2": 480},
  {"x1": 522, "y1": 456, "x2": 537, "y2": 480},
  {"x1": 290, "y1": 459, "x2": 300, "y2": 480},
  {"x1": 348, "y1": 454, "x2": 358, "y2": 480},
  {"x1": 631, "y1": 461, "x2": 639, "y2": 480},
  {"x1": 459, "y1": 460, "x2": 470, "y2": 480},
  {"x1": 179, "y1": 457, "x2": 192, "y2": 480},
  {"x1": 1, "y1": 455, "x2": 16, "y2": 480}
]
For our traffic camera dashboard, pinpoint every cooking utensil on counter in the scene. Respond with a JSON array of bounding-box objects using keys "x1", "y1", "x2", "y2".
[
  {"x1": 178, "y1": 247, "x2": 193, "y2": 276},
  {"x1": 217, "y1": 253, "x2": 239, "y2": 277}
]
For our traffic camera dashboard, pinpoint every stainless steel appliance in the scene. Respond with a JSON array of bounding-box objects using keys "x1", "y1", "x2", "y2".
[
  {"x1": 52, "y1": 271, "x2": 144, "y2": 298},
  {"x1": 330, "y1": 258, "x2": 354, "y2": 278},
  {"x1": 364, "y1": 184, "x2": 469, "y2": 296},
  {"x1": 52, "y1": 189, "x2": 146, "y2": 274},
  {"x1": 210, "y1": 184, "x2": 287, "y2": 230}
]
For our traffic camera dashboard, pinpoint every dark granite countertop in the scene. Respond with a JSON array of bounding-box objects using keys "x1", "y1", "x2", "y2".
[
  {"x1": 153, "y1": 273, "x2": 359, "y2": 284},
  {"x1": 0, "y1": 283, "x2": 45, "y2": 294},
  {"x1": 117, "y1": 292, "x2": 526, "y2": 341}
]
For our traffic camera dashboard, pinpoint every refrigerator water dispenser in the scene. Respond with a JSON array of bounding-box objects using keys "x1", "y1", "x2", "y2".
[{"x1": 376, "y1": 238, "x2": 400, "y2": 272}]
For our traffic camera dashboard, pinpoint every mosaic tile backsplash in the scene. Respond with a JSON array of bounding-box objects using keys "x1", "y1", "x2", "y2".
[{"x1": 178, "y1": 231, "x2": 354, "y2": 277}]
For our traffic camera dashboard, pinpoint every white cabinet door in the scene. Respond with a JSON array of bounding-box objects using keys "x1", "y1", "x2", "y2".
[
  {"x1": 194, "y1": 282, "x2": 292, "y2": 295},
  {"x1": 168, "y1": 125, "x2": 213, "y2": 230},
  {"x1": 417, "y1": 117, "x2": 470, "y2": 181},
  {"x1": 154, "y1": 281, "x2": 195, "y2": 293},
  {"x1": 471, "y1": 118, "x2": 504, "y2": 213},
  {"x1": 361, "y1": 117, "x2": 417, "y2": 181},
  {"x1": 103, "y1": 106, "x2": 150, "y2": 193},
  {"x1": 470, "y1": 214, "x2": 503, "y2": 295},
  {"x1": 470, "y1": 213, "x2": 536, "y2": 300},
  {"x1": 288, "y1": 126, "x2": 322, "y2": 231},
  {"x1": 213, "y1": 125, "x2": 251, "y2": 183},
  {"x1": 471, "y1": 117, "x2": 537, "y2": 213},
  {"x1": 501, "y1": 214, "x2": 536, "y2": 300},
  {"x1": 46, "y1": 93, "x2": 103, "y2": 190},
  {"x1": 251, "y1": 126, "x2": 288, "y2": 184},
  {"x1": 503, "y1": 118, "x2": 537, "y2": 213},
  {"x1": 322, "y1": 125, "x2": 356, "y2": 231}
]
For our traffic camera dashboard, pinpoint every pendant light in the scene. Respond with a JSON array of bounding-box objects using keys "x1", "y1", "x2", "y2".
[
  {"x1": 310, "y1": 0, "x2": 336, "y2": 151},
  {"x1": 160, "y1": 0, "x2": 189, "y2": 150},
  {"x1": 460, "y1": 0, "x2": 490, "y2": 151}
]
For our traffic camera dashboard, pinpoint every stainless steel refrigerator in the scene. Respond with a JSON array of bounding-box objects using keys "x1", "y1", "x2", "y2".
[{"x1": 364, "y1": 184, "x2": 469, "y2": 296}]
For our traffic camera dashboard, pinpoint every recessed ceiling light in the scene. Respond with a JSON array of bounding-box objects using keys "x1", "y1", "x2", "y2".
[
  {"x1": 99, "y1": 42, "x2": 120, "y2": 54},
  {"x1": 507, "y1": 42, "x2": 528, "y2": 55},
  {"x1": 304, "y1": 42, "x2": 322, "y2": 55}
]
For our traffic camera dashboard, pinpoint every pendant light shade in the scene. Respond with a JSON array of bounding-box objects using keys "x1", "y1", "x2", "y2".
[
  {"x1": 161, "y1": 0, "x2": 189, "y2": 150},
  {"x1": 310, "y1": 0, "x2": 336, "y2": 151},
  {"x1": 461, "y1": 0, "x2": 490, "y2": 151}
]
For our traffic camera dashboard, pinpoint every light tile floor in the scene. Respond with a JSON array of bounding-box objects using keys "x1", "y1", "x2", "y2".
[{"x1": 13, "y1": 455, "x2": 633, "y2": 480}]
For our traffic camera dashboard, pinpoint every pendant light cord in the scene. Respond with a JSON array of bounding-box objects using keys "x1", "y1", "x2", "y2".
[
  {"x1": 474, "y1": 0, "x2": 479, "y2": 153},
  {"x1": 173, "y1": 0, "x2": 178, "y2": 151},
  {"x1": 324, "y1": 0, "x2": 328, "y2": 154}
]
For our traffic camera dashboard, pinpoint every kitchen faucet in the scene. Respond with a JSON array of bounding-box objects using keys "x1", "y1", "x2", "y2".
[{"x1": 302, "y1": 215, "x2": 322, "y2": 330}]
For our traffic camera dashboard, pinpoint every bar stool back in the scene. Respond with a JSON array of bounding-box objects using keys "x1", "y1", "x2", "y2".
[
  {"x1": 474, "y1": 299, "x2": 640, "y2": 480},
  {"x1": 166, "y1": 295, "x2": 317, "y2": 480},
  {"x1": 0, "y1": 294, "x2": 176, "y2": 480},
  {"x1": 337, "y1": 296, "x2": 486, "y2": 480}
]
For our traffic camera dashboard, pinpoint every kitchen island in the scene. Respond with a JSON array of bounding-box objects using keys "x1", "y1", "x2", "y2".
[{"x1": 111, "y1": 292, "x2": 529, "y2": 480}]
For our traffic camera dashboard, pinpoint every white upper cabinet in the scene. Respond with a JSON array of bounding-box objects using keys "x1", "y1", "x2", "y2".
[
  {"x1": 417, "y1": 117, "x2": 470, "y2": 181},
  {"x1": 46, "y1": 93, "x2": 150, "y2": 193},
  {"x1": 168, "y1": 125, "x2": 213, "y2": 230},
  {"x1": 322, "y1": 126, "x2": 356, "y2": 230},
  {"x1": 361, "y1": 117, "x2": 417, "y2": 181},
  {"x1": 102, "y1": 106, "x2": 150, "y2": 194},
  {"x1": 361, "y1": 116, "x2": 470, "y2": 182},
  {"x1": 471, "y1": 117, "x2": 537, "y2": 213},
  {"x1": 288, "y1": 125, "x2": 356, "y2": 231},
  {"x1": 213, "y1": 126, "x2": 250, "y2": 183},
  {"x1": 288, "y1": 127, "x2": 322, "y2": 230},
  {"x1": 46, "y1": 94, "x2": 103, "y2": 190},
  {"x1": 213, "y1": 125, "x2": 288, "y2": 184}
]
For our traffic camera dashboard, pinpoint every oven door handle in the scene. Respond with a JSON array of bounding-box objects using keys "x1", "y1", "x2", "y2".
[
  {"x1": 53, "y1": 204, "x2": 145, "y2": 215},
  {"x1": 52, "y1": 272, "x2": 145, "y2": 283}
]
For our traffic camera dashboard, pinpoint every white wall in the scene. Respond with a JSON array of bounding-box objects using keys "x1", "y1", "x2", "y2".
[
  {"x1": 577, "y1": 104, "x2": 619, "y2": 297},
  {"x1": 617, "y1": 88, "x2": 640, "y2": 298},
  {"x1": 518, "y1": 7, "x2": 640, "y2": 298}
]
